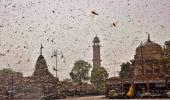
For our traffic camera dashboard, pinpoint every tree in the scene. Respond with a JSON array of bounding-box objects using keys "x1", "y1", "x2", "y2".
[
  {"x1": 160, "y1": 40, "x2": 170, "y2": 74},
  {"x1": 0, "y1": 68, "x2": 23, "y2": 76},
  {"x1": 165, "y1": 40, "x2": 170, "y2": 48},
  {"x1": 91, "y1": 67, "x2": 108, "y2": 94},
  {"x1": 119, "y1": 62, "x2": 133, "y2": 79},
  {"x1": 162, "y1": 40, "x2": 170, "y2": 63},
  {"x1": 69, "y1": 60, "x2": 92, "y2": 84},
  {"x1": 63, "y1": 78, "x2": 72, "y2": 82}
]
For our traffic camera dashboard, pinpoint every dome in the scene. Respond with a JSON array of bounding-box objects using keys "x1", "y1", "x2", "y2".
[
  {"x1": 135, "y1": 35, "x2": 163, "y2": 60},
  {"x1": 93, "y1": 36, "x2": 100, "y2": 43}
]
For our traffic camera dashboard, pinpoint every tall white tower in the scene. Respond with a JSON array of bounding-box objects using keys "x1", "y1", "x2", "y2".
[{"x1": 92, "y1": 35, "x2": 101, "y2": 69}]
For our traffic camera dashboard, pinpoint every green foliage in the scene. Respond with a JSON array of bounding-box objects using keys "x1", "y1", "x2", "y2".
[
  {"x1": 69, "y1": 60, "x2": 92, "y2": 84},
  {"x1": 0, "y1": 68, "x2": 23, "y2": 76},
  {"x1": 91, "y1": 67, "x2": 108, "y2": 93},
  {"x1": 162, "y1": 40, "x2": 170, "y2": 63},
  {"x1": 165, "y1": 40, "x2": 170, "y2": 48},
  {"x1": 63, "y1": 78, "x2": 72, "y2": 82},
  {"x1": 0, "y1": 68, "x2": 14, "y2": 74},
  {"x1": 161, "y1": 56, "x2": 170, "y2": 63},
  {"x1": 91, "y1": 67, "x2": 108, "y2": 83},
  {"x1": 119, "y1": 62, "x2": 133, "y2": 79}
]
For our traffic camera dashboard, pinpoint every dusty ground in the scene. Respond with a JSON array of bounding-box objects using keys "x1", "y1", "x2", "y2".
[
  {"x1": 64, "y1": 95, "x2": 170, "y2": 100},
  {"x1": 65, "y1": 95, "x2": 106, "y2": 100},
  {"x1": 12, "y1": 95, "x2": 170, "y2": 100}
]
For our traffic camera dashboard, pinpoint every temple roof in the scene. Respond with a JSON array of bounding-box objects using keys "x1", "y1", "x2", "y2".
[
  {"x1": 33, "y1": 55, "x2": 53, "y2": 78},
  {"x1": 140, "y1": 40, "x2": 162, "y2": 49},
  {"x1": 137, "y1": 34, "x2": 161, "y2": 49},
  {"x1": 135, "y1": 34, "x2": 163, "y2": 60}
]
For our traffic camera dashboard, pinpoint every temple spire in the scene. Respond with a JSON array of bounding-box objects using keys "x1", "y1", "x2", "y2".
[
  {"x1": 40, "y1": 44, "x2": 44, "y2": 55},
  {"x1": 147, "y1": 34, "x2": 151, "y2": 42}
]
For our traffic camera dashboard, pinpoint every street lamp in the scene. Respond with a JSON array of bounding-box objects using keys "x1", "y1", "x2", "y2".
[{"x1": 165, "y1": 74, "x2": 169, "y2": 91}]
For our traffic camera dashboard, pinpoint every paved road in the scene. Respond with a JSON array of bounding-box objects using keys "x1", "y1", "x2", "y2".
[
  {"x1": 12, "y1": 95, "x2": 170, "y2": 100},
  {"x1": 65, "y1": 95, "x2": 105, "y2": 100},
  {"x1": 64, "y1": 95, "x2": 170, "y2": 100}
]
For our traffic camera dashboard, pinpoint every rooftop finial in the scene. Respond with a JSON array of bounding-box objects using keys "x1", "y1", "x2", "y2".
[
  {"x1": 148, "y1": 34, "x2": 151, "y2": 42},
  {"x1": 40, "y1": 44, "x2": 44, "y2": 55}
]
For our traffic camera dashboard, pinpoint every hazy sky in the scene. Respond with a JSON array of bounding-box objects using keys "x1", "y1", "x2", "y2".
[{"x1": 0, "y1": 0, "x2": 170, "y2": 80}]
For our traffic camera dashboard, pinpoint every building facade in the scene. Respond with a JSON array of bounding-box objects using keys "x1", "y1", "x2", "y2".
[
  {"x1": 130, "y1": 34, "x2": 170, "y2": 92},
  {"x1": 105, "y1": 35, "x2": 170, "y2": 96}
]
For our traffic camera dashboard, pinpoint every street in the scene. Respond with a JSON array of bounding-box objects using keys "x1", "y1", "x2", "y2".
[
  {"x1": 65, "y1": 95, "x2": 106, "y2": 100},
  {"x1": 64, "y1": 95, "x2": 170, "y2": 100},
  {"x1": 12, "y1": 95, "x2": 170, "y2": 100}
]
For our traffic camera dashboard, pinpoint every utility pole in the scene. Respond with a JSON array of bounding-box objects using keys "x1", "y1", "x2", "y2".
[
  {"x1": 40, "y1": 44, "x2": 44, "y2": 55},
  {"x1": 53, "y1": 50, "x2": 58, "y2": 78},
  {"x1": 166, "y1": 75, "x2": 168, "y2": 91},
  {"x1": 11, "y1": 75, "x2": 14, "y2": 99},
  {"x1": 140, "y1": 42, "x2": 145, "y2": 94},
  {"x1": 52, "y1": 50, "x2": 64, "y2": 79}
]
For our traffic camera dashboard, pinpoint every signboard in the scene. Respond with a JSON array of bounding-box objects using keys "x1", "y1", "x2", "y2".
[
  {"x1": 155, "y1": 83, "x2": 166, "y2": 87},
  {"x1": 149, "y1": 80, "x2": 165, "y2": 83},
  {"x1": 106, "y1": 81, "x2": 121, "y2": 85}
]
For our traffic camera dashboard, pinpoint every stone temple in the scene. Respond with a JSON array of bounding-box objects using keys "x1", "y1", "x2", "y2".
[
  {"x1": 130, "y1": 34, "x2": 170, "y2": 92},
  {"x1": 33, "y1": 44, "x2": 53, "y2": 78},
  {"x1": 131, "y1": 34, "x2": 165, "y2": 80},
  {"x1": 105, "y1": 34, "x2": 170, "y2": 96},
  {"x1": 33, "y1": 55, "x2": 53, "y2": 78}
]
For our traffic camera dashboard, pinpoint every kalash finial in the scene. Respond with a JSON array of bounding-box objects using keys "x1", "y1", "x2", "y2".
[
  {"x1": 147, "y1": 34, "x2": 151, "y2": 42},
  {"x1": 40, "y1": 44, "x2": 44, "y2": 55}
]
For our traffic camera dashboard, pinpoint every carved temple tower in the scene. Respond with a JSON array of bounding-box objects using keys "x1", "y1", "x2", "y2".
[{"x1": 33, "y1": 44, "x2": 53, "y2": 78}]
